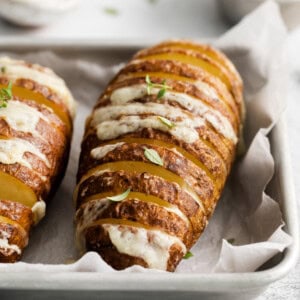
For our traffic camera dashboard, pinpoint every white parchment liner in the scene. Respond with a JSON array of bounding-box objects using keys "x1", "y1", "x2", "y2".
[{"x1": 0, "y1": 1, "x2": 293, "y2": 273}]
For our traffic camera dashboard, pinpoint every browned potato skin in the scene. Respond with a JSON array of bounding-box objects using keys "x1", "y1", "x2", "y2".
[
  {"x1": 80, "y1": 129, "x2": 227, "y2": 186},
  {"x1": 76, "y1": 41, "x2": 243, "y2": 271},
  {"x1": 133, "y1": 48, "x2": 237, "y2": 101},
  {"x1": 0, "y1": 199, "x2": 33, "y2": 263},
  {"x1": 134, "y1": 40, "x2": 243, "y2": 115},
  {"x1": 0, "y1": 71, "x2": 73, "y2": 262},
  {"x1": 85, "y1": 225, "x2": 184, "y2": 272},
  {"x1": 115, "y1": 55, "x2": 240, "y2": 120},
  {"x1": 77, "y1": 198, "x2": 193, "y2": 247},
  {"x1": 133, "y1": 51, "x2": 239, "y2": 115},
  {"x1": 79, "y1": 141, "x2": 215, "y2": 202},
  {"x1": 76, "y1": 171, "x2": 206, "y2": 240}
]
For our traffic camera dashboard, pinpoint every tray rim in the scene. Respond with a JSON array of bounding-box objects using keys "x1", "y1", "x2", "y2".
[{"x1": 0, "y1": 42, "x2": 298, "y2": 293}]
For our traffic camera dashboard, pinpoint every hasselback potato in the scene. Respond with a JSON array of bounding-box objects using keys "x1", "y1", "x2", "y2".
[
  {"x1": 0, "y1": 57, "x2": 75, "y2": 262},
  {"x1": 74, "y1": 40, "x2": 243, "y2": 271}
]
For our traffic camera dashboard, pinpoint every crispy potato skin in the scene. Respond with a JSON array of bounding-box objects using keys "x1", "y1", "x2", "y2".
[
  {"x1": 75, "y1": 40, "x2": 243, "y2": 271},
  {"x1": 77, "y1": 198, "x2": 193, "y2": 247},
  {"x1": 0, "y1": 60, "x2": 74, "y2": 262},
  {"x1": 0, "y1": 200, "x2": 33, "y2": 262},
  {"x1": 80, "y1": 129, "x2": 227, "y2": 184},
  {"x1": 133, "y1": 40, "x2": 243, "y2": 115},
  {"x1": 76, "y1": 171, "x2": 206, "y2": 240},
  {"x1": 79, "y1": 141, "x2": 215, "y2": 203}
]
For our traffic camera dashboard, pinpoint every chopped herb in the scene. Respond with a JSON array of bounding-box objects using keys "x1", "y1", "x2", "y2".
[
  {"x1": 107, "y1": 189, "x2": 131, "y2": 202},
  {"x1": 145, "y1": 74, "x2": 152, "y2": 95},
  {"x1": 145, "y1": 74, "x2": 171, "y2": 99},
  {"x1": 1, "y1": 66, "x2": 6, "y2": 74},
  {"x1": 157, "y1": 116, "x2": 175, "y2": 129},
  {"x1": 183, "y1": 251, "x2": 193, "y2": 259},
  {"x1": 227, "y1": 238, "x2": 235, "y2": 244},
  {"x1": 0, "y1": 81, "x2": 12, "y2": 108},
  {"x1": 157, "y1": 85, "x2": 166, "y2": 99},
  {"x1": 103, "y1": 7, "x2": 119, "y2": 16},
  {"x1": 144, "y1": 148, "x2": 164, "y2": 166}
]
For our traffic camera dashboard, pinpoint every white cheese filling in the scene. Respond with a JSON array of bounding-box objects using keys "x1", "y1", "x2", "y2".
[
  {"x1": 109, "y1": 84, "x2": 237, "y2": 143},
  {"x1": 0, "y1": 138, "x2": 50, "y2": 169},
  {"x1": 0, "y1": 100, "x2": 50, "y2": 139},
  {"x1": 103, "y1": 224, "x2": 186, "y2": 270},
  {"x1": 93, "y1": 115, "x2": 203, "y2": 144},
  {"x1": 0, "y1": 230, "x2": 21, "y2": 255},
  {"x1": 0, "y1": 57, "x2": 76, "y2": 117},
  {"x1": 90, "y1": 142, "x2": 125, "y2": 160},
  {"x1": 31, "y1": 200, "x2": 46, "y2": 224}
]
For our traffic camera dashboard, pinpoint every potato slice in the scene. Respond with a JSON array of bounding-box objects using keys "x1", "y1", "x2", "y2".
[{"x1": 0, "y1": 171, "x2": 37, "y2": 208}]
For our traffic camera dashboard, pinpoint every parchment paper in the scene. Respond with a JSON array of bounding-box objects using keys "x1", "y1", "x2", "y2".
[{"x1": 0, "y1": 1, "x2": 293, "y2": 273}]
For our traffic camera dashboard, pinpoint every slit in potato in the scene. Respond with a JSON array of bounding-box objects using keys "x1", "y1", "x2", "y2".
[{"x1": 76, "y1": 161, "x2": 203, "y2": 210}]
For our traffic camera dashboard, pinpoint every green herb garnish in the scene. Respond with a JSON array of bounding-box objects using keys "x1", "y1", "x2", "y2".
[
  {"x1": 107, "y1": 189, "x2": 131, "y2": 202},
  {"x1": 157, "y1": 116, "x2": 175, "y2": 129},
  {"x1": 227, "y1": 238, "x2": 235, "y2": 244},
  {"x1": 144, "y1": 148, "x2": 164, "y2": 166},
  {"x1": 183, "y1": 251, "x2": 193, "y2": 259},
  {"x1": 0, "y1": 81, "x2": 12, "y2": 108},
  {"x1": 1, "y1": 66, "x2": 6, "y2": 74},
  {"x1": 103, "y1": 7, "x2": 119, "y2": 16},
  {"x1": 145, "y1": 75, "x2": 171, "y2": 99}
]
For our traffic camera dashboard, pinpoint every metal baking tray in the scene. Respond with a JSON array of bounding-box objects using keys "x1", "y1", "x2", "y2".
[{"x1": 0, "y1": 40, "x2": 298, "y2": 300}]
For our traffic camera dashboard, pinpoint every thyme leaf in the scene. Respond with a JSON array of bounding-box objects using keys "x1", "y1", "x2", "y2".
[
  {"x1": 227, "y1": 238, "x2": 235, "y2": 244},
  {"x1": 103, "y1": 7, "x2": 119, "y2": 16},
  {"x1": 157, "y1": 116, "x2": 175, "y2": 129},
  {"x1": 107, "y1": 189, "x2": 131, "y2": 202},
  {"x1": 144, "y1": 148, "x2": 164, "y2": 166},
  {"x1": 183, "y1": 251, "x2": 193, "y2": 259},
  {"x1": 0, "y1": 81, "x2": 12, "y2": 108},
  {"x1": 145, "y1": 75, "x2": 171, "y2": 99}
]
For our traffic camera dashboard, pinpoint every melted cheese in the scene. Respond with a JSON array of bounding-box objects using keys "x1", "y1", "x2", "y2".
[
  {"x1": 93, "y1": 102, "x2": 195, "y2": 123},
  {"x1": 75, "y1": 199, "x2": 111, "y2": 252},
  {"x1": 0, "y1": 57, "x2": 76, "y2": 117},
  {"x1": 109, "y1": 84, "x2": 237, "y2": 143},
  {"x1": 31, "y1": 200, "x2": 46, "y2": 225},
  {"x1": 0, "y1": 138, "x2": 50, "y2": 169},
  {"x1": 0, "y1": 229, "x2": 21, "y2": 255},
  {"x1": 0, "y1": 100, "x2": 49, "y2": 138},
  {"x1": 76, "y1": 200, "x2": 109, "y2": 236},
  {"x1": 93, "y1": 115, "x2": 202, "y2": 144},
  {"x1": 103, "y1": 223, "x2": 186, "y2": 270},
  {"x1": 194, "y1": 80, "x2": 219, "y2": 100},
  {"x1": 90, "y1": 142, "x2": 125, "y2": 160}
]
